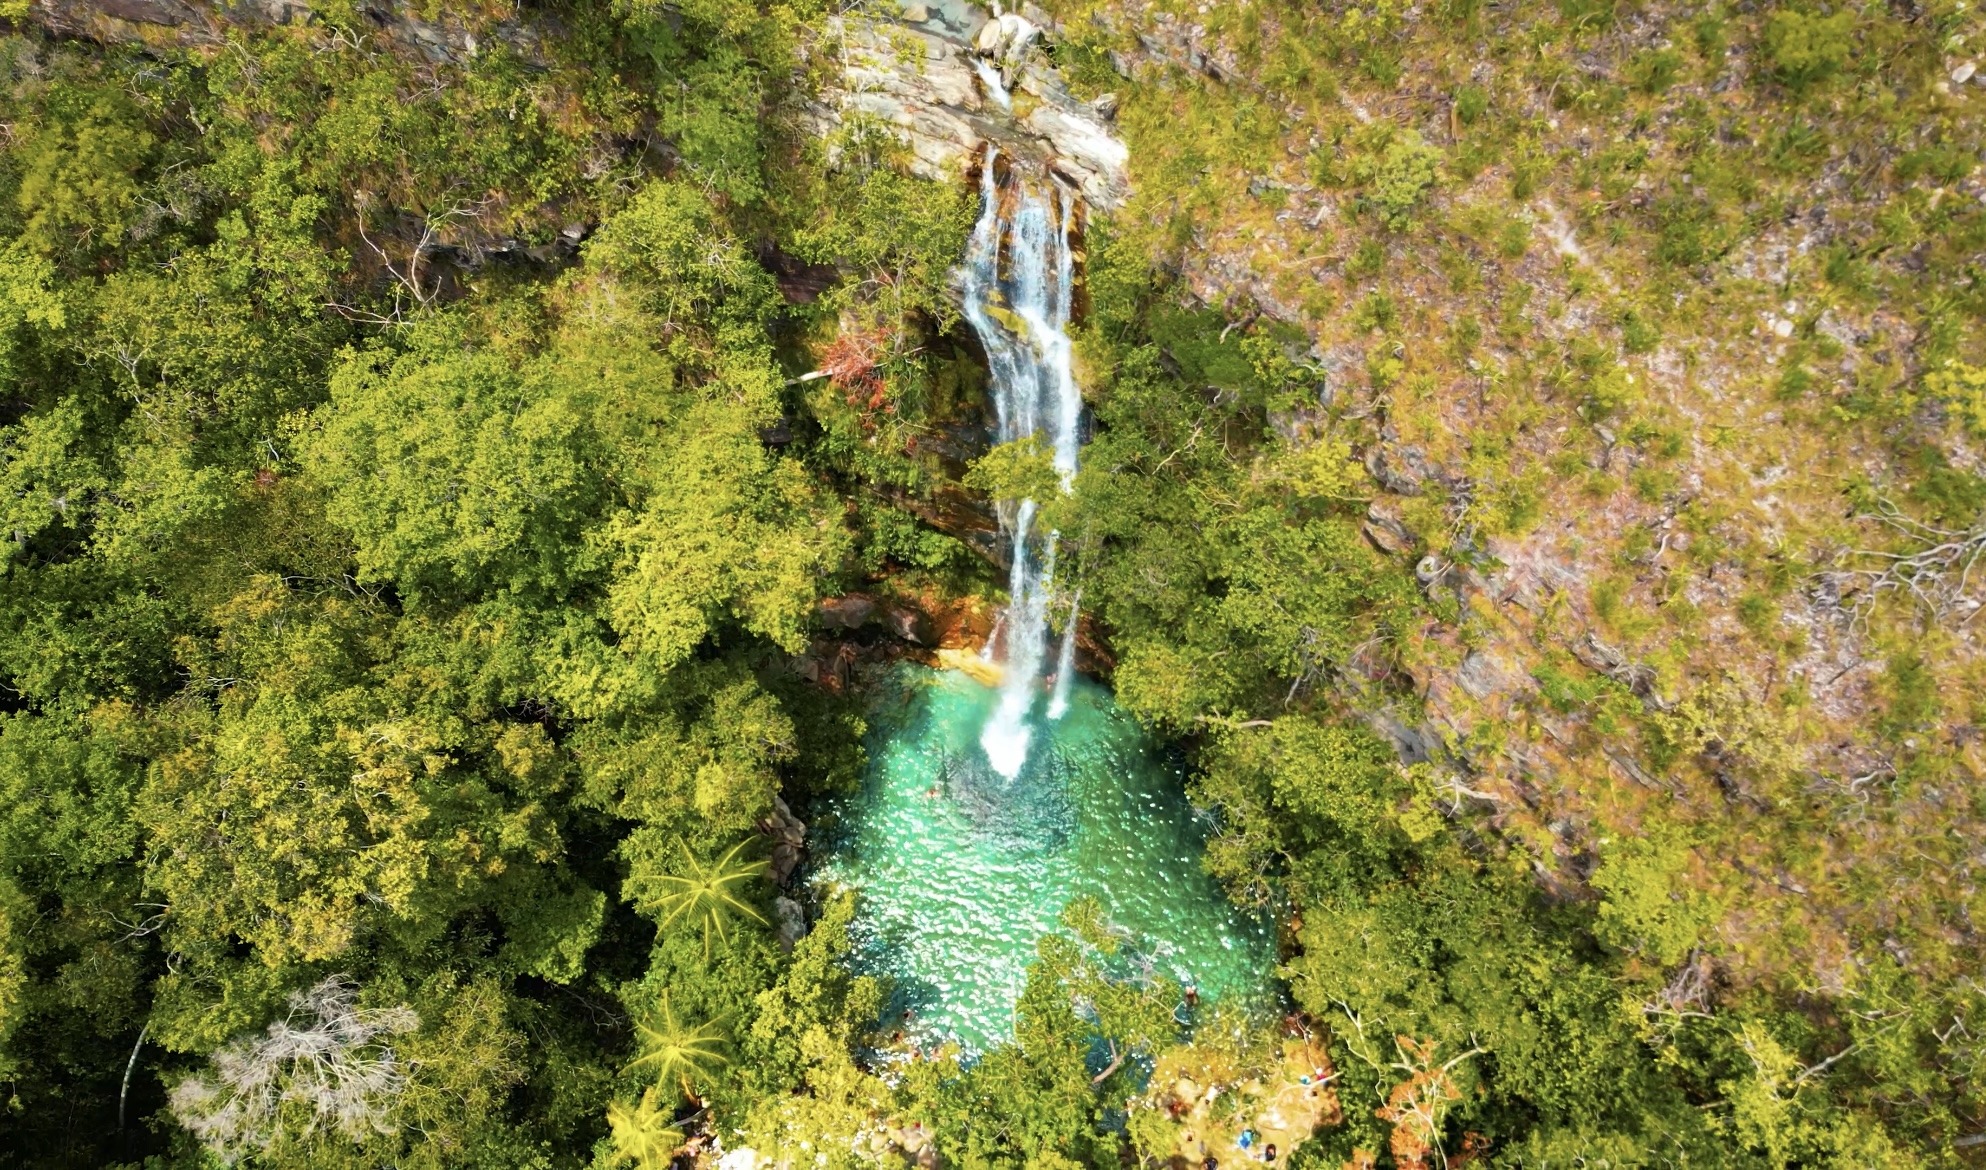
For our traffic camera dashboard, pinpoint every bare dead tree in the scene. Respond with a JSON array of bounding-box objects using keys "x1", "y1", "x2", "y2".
[
  {"x1": 169, "y1": 975, "x2": 419, "y2": 1163},
  {"x1": 1639, "y1": 949, "x2": 1715, "y2": 1022},
  {"x1": 1839, "y1": 496, "x2": 1986, "y2": 628},
  {"x1": 330, "y1": 202, "x2": 487, "y2": 327}
]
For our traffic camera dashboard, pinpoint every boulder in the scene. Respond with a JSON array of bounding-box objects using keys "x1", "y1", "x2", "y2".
[
  {"x1": 1456, "y1": 650, "x2": 1527, "y2": 702},
  {"x1": 818, "y1": 594, "x2": 878, "y2": 630},
  {"x1": 760, "y1": 795, "x2": 808, "y2": 887},
  {"x1": 884, "y1": 603, "x2": 934, "y2": 645},
  {"x1": 1365, "y1": 442, "x2": 1444, "y2": 496},
  {"x1": 1362, "y1": 501, "x2": 1414, "y2": 555},
  {"x1": 772, "y1": 896, "x2": 807, "y2": 952}
]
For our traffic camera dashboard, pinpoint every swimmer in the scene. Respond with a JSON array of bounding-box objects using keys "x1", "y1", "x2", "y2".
[
  {"x1": 1183, "y1": 984, "x2": 1200, "y2": 1009},
  {"x1": 926, "y1": 784, "x2": 940, "y2": 798}
]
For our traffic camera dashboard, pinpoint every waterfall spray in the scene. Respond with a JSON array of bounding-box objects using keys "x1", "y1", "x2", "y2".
[
  {"x1": 961, "y1": 147, "x2": 1086, "y2": 778},
  {"x1": 1045, "y1": 589, "x2": 1081, "y2": 721}
]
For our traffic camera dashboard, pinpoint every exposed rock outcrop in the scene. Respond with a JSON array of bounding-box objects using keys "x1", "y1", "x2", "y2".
[
  {"x1": 802, "y1": 1, "x2": 1130, "y2": 211},
  {"x1": 759, "y1": 795, "x2": 808, "y2": 889},
  {"x1": 23, "y1": 0, "x2": 546, "y2": 63}
]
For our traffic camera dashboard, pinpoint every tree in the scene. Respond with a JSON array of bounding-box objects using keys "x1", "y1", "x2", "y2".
[
  {"x1": 1591, "y1": 824, "x2": 1720, "y2": 967},
  {"x1": 626, "y1": 992, "x2": 728, "y2": 1101},
  {"x1": 309, "y1": 324, "x2": 605, "y2": 602},
  {"x1": 1047, "y1": 898, "x2": 1182, "y2": 1088},
  {"x1": 1335, "y1": 1013, "x2": 1484, "y2": 1170},
  {"x1": 12, "y1": 87, "x2": 153, "y2": 252},
  {"x1": 606, "y1": 1086, "x2": 684, "y2": 1170},
  {"x1": 632, "y1": 838, "x2": 770, "y2": 956}
]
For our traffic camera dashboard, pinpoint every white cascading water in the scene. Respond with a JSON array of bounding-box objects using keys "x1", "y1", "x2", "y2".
[
  {"x1": 972, "y1": 57, "x2": 1013, "y2": 112},
  {"x1": 961, "y1": 147, "x2": 1086, "y2": 778}
]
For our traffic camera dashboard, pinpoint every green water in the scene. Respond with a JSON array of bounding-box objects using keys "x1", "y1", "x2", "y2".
[{"x1": 813, "y1": 666, "x2": 1277, "y2": 1056}]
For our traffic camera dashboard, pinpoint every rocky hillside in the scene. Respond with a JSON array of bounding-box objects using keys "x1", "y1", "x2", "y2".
[{"x1": 1020, "y1": 0, "x2": 1986, "y2": 993}]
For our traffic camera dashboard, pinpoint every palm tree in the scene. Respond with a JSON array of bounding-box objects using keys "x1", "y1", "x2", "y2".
[
  {"x1": 641, "y1": 837, "x2": 769, "y2": 954},
  {"x1": 624, "y1": 993, "x2": 728, "y2": 1098},
  {"x1": 605, "y1": 1086, "x2": 683, "y2": 1170}
]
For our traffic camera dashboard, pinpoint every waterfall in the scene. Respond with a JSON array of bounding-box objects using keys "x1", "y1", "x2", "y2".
[
  {"x1": 972, "y1": 57, "x2": 1013, "y2": 112},
  {"x1": 961, "y1": 147, "x2": 1086, "y2": 779},
  {"x1": 1045, "y1": 589, "x2": 1080, "y2": 720}
]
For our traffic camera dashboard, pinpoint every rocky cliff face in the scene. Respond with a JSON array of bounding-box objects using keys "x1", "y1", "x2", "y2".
[
  {"x1": 800, "y1": 1, "x2": 1129, "y2": 211},
  {"x1": 21, "y1": 0, "x2": 545, "y2": 63}
]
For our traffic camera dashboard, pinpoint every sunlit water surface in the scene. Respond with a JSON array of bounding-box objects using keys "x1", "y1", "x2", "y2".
[{"x1": 812, "y1": 666, "x2": 1277, "y2": 1056}]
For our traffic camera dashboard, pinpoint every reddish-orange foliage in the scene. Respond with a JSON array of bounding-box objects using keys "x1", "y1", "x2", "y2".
[
  {"x1": 820, "y1": 326, "x2": 890, "y2": 411},
  {"x1": 1375, "y1": 1036, "x2": 1467, "y2": 1170}
]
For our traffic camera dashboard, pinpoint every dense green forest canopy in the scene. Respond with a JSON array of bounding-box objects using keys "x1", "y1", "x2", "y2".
[{"x1": 0, "y1": 0, "x2": 1981, "y2": 1166}]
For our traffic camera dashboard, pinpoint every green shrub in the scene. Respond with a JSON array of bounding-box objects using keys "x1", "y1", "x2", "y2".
[
  {"x1": 1926, "y1": 361, "x2": 1986, "y2": 438},
  {"x1": 1736, "y1": 592, "x2": 1778, "y2": 640},
  {"x1": 1355, "y1": 133, "x2": 1444, "y2": 230},
  {"x1": 1619, "y1": 308, "x2": 1661, "y2": 354},
  {"x1": 1761, "y1": 8, "x2": 1853, "y2": 89},
  {"x1": 1653, "y1": 195, "x2": 1722, "y2": 268},
  {"x1": 1628, "y1": 47, "x2": 1685, "y2": 93},
  {"x1": 1346, "y1": 238, "x2": 1386, "y2": 279},
  {"x1": 1898, "y1": 145, "x2": 1977, "y2": 186},
  {"x1": 1497, "y1": 218, "x2": 1530, "y2": 258},
  {"x1": 1455, "y1": 84, "x2": 1488, "y2": 124},
  {"x1": 1533, "y1": 662, "x2": 1607, "y2": 713},
  {"x1": 1354, "y1": 290, "x2": 1398, "y2": 332}
]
